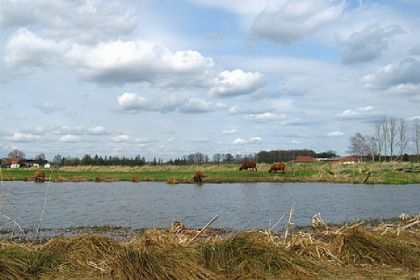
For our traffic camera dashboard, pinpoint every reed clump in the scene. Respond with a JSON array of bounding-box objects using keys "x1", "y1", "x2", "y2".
[{"x1": 1, "y1": 219, "x2": 419, "y2": 280}]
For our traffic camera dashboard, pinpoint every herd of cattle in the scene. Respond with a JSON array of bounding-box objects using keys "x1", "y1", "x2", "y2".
[
  {"x1": 33, "y1": 161, "x2": 284, "y2": 184},
  {"x1": 193, "y1": 161, "x2": 285, "y2": 183}
]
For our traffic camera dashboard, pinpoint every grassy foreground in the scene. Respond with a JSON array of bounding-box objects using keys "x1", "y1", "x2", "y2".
[
  {"x1": 1, "y1": 218, "x2": 419, "y2": 279},
  {"x1": 2, "y1": 162, "x2": 420, "y2": 184}
]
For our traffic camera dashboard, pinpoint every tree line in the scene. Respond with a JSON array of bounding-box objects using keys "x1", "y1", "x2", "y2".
[
  {"x1": 5, "y1": 149, "x2": 331, "y2": 167},
  {"x1": 348, "y1": 116, "x2": 420, "y2": 162}
]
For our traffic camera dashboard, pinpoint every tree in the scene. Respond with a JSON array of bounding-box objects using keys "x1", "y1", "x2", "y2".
[
  {"x1": 53, "y1": 154, "x2": 63, "y2": 166},
  {"x1": 389, "y1": 117, "x2": 397, "y2": 160},
  {"x1": 8, "y1": 149, "x2": 25, "y2": 159},
  {"x1": 366, "y1": 136, "x2": 377, "y2": 162},
  {"x1": 223, "y1": 153, "x2": 234, "y2": 163},
  {"x1": 381, "y1": 116, "x2": 389, "y2": 161},
  {"x1": 398, "y1": 118, "x2": 409, "y2": 161},
  {"x1": 213, "y1": 153, "x2": 222, "y2": 164},
  {"x1": 414, "y1": 118, "x2": 420, "y2": 163},
  {"x1": 374, "y1": 120, "x2": 383, "y2": 162},
  {"x1": 348, "y1": 133, "x2": 368, "y2": 161}
]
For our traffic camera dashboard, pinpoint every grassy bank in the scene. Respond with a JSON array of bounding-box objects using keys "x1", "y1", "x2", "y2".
[
  {"x1": 2, "y1": 162, "x2": 420, "y2": 184},
  {"x1": 1, "y1": 218, "x2": 419, "y2": 279}
]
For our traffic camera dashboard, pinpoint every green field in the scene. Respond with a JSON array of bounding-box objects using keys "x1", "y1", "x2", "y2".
[{"x1": 2, "y1": 162, "x2": 420, "y2": 184}]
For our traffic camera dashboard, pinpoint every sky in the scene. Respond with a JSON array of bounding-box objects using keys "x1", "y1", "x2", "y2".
[{"x1": 1, "y1": 0, "x2": 419, "y2": 161}]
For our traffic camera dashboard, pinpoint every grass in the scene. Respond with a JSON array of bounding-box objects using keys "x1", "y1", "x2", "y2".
[
  {"x1": 0, "y1": 219, "x2": 419, "y2": 279},
  {"x1": 2, "y1": 162, "x2": 420, "y2": 184}
]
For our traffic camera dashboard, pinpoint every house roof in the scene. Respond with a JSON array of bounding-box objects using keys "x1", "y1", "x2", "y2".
[
  {"x1": 294, "y1": 156, "x2": 316, "y2": 163},
  {"x1": 2, "y1": 158, "x2": 21, "y2": 164}
]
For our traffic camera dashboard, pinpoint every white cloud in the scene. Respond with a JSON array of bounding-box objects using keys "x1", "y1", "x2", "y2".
[
  {"x1": 363, "y1": 58, "x2": 420, "y2": 90},
  {"x1": 326, "y1": 131, "x2": 344, "y2": 137},
  {"x1": 66, "y1": 40, "x2": 215, "y2": 87},
  {"x1": 244, "y1": 112, "x2": 287, "y2": 123},
  {"x1": 209, "y1": 69, "x2": 267, "y2": 97},
  {"x1": 233, "y1": 137, "x2": 262, "y2": 144},
  {"x1": 338, "y1": 23, "x2": 404, "y2": 64},
  {"x1": 251, "y1": 0, "x2": 344, "y2": 46},
  {"x1": 117, "y1": 93, "x2": 150, "y2": 113},
  {"x1": 110, "y1": 135, "x2": 130, "y2": 143},
  {"x1": 59, "y1": 135, "x2": 81, "y2": 143},
  {"x1": 87, "y1": 126, "x2": 107, "y2": 135},
  {"x1": 6, "y1": 132, "x2": 41, "y2": 142},
  {"x1": 54, "y1": 126, "x2": 84, "y2": 135},
  {"x1": 222, "y1": 128, "x2": 238, "y2": 134},
  {"x1": 3, "y1": 28, "x2": 67, "y2": 75},
  {"x1": 179, "y1": 98, "x2": 227, "y2": 113},
  {"x1": 337, "y1": 106, "x2": 375, "y2": 118}
]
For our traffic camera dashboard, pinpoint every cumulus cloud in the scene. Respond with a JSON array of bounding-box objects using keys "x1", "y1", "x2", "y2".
[
  {"x1": 59, "y1": 135, "x2": 81, "y2": 143},
  {"x1": 179, "y1": 98, "x2": 227, "y2": 113},
  {"x1": 337, "y1": 106, "x2": 375, "y2": 118},
  {"x1": 3, "y1": 28, "x2": 67, "y2": 75},
  {"x1": 6, "y1": 132, "x2": 41, "y2": 142},
  {"x1": 110, "y1": 135, "x2": 130, "y2": 143},
  {"x1": 54, "y1": 126, "x2": 84, "y2": 135},
  {"x1": 222, "y1": 128, "x2": 238, "y2": 134},
  {"x1": 0, "y1": 0, "x2": 137, "y2": 43},
  {"x1": 244, "y1": 112, "x2": 287, "y2": 123},
  {"x1": 87, "y1": 126, "x2": 108, "y2": 135},
  {"x1": 209, "y1": 69, "x2": 267, "y2": 97},
  {"x1": 326, "y1": 131, "x2": 344, "y2": 137},
  {"x1": 363, "y1": 58, "x2": 420, "y2": 94},
  {"x1": 251, "y1": 0, "x2": 344, "y2": 46},
  {"x1": 66, "y1": 40, "x2": 215, "y2": 87},
  {"x1": 117, "y1": 92, "x2": 198, "y2": 114},
  {"x1": 233, "y1": 137, "x2": 262, "y2": 144},
  {"x1": 338, "y1": 23, "x2": 404, "y2": 64}
]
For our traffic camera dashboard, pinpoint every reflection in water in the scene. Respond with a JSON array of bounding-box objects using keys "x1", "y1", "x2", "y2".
[{"x1": 1, "y1": 182, "x2": 419, "y2": 231}]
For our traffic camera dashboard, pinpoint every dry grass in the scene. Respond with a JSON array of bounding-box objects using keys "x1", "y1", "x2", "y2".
[{"x1": 1, "y1": 217, "x2": 419, "y2": 280}]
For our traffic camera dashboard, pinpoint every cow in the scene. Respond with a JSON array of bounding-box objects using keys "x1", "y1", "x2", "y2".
[
  {"x1": 239, "y1": 161, "x2": 257, "y2": 171},
  {"x1": 193, "y1": 171, "x2": 204, "y2": 183},
  {"x1": 269, "y1": 163, "x2": 286, "y2": 173},
  {"x1": 34, "y1": 171, "x2": 45, "y2": 182}
]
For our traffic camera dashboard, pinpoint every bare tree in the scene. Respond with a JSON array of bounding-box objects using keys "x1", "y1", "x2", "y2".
[
  {"x1": 212, "y1": 153, "x2": 222, "y2": 164},
  {"x1": 414, "y1": 118, "x2": 420, "y2": 163},
  {"x1": 367, "y1": 136, "x2": 377, "y2": 162},
  {"x1": 398, "y1": 118, "x2": 409, "y2": 161},
  {"x1": 348, "y1": 133, "x2": 368, "y2": 161},
  {"x1": 389, "y1": 117, "x2": 397, "y2": 161},
  {"x1": 374, "y1": 120, "x2": 383, "y2": 162},
  {"x1": 381, "y1": 116, "x2": 389, "y2": 161},
  {"x1": 8, "y1": 149, "x2": 25, "y2": 159}
]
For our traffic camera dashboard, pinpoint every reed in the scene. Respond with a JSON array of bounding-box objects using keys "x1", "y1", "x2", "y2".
[{"x1": 1, "y1": 218, "x2": 419, "y2": 280}]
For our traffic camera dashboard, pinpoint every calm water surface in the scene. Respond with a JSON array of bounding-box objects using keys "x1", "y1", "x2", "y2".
[{"x1": 1, "y1": 182, "x2": 419, "y2": 231}]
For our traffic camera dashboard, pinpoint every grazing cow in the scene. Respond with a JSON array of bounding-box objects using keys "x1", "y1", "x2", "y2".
[
  {"x1": 239, "y1": 161, "x2": 257, "y2": 171},
  {"x1": 269, "y1": 163, "x2": 286, "y2": 173},
  {"x1": 34, "y1": 171, "x2": 45, "y2": 182},
  {"x1": 193, "y1": 171, "x2": 204, "y2": 183}
]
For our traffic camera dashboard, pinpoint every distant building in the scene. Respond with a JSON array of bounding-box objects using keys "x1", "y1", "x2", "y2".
[
  {"x1": 2, "y1": 158, "x2": 21, "y2": 168},
  {"x1": 293, "y1": 156, "x2": 316, "y2": 163},
  {"x1": 320, "y1": 156, "x2": 359, "y2": 164}
]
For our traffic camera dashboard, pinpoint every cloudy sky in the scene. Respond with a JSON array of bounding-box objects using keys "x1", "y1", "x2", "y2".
[{"x1": 1, "y1": 0, "x2": 419, "y2": 161}]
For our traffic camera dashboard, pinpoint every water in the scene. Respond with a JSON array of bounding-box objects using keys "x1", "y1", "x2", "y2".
[{"x1": 1, "y1": 182, "x2": 419, "y2": 231}]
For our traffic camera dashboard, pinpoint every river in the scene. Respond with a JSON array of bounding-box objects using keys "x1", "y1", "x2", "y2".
[{"x1": 1, "y1": 181, "x2": 419, "y2": 232}]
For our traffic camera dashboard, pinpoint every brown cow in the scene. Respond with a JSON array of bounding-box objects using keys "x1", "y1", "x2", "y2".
[
  {"x1": 34, "y1": 171, "x2": 45, "y2": 182},
  {"x1": 269, "y1": 163, "x2": 286, "y2": 173},
  {"x1": 239, "y1": 161, "x2": 257, "y2": 171},
  {"x1": 193, "y1": 171, "x2": 204, "y2": 183}
]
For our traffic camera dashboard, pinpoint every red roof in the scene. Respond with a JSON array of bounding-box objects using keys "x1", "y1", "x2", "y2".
[
  {"x1": 2, "y1": 158, "x2": 20, "y2": 164},
  {"x1": 294, "y1": 156, "x2": 316, "y2": 163}
]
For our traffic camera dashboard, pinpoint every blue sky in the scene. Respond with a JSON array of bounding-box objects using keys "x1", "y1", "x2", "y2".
[{"x1": 1, "y1": 0, "x2": 419, "y2": 161}]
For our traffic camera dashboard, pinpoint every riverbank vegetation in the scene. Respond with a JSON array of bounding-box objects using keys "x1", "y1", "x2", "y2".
[
  {"x1": 1, "y1": 216, "x2": 419, "y2": 279},
  {"x1": 2, "y1": 162, "x2": 420, "y2": 184}
]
